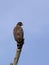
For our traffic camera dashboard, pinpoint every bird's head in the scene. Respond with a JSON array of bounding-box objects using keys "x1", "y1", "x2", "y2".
[{"x1": 17, "y1": 22, "x2": 23, "y2": 26}]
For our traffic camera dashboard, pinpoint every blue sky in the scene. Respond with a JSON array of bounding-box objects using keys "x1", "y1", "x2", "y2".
[{"x1": 0, "y1": 0, "x2": 49, "y2": 65}]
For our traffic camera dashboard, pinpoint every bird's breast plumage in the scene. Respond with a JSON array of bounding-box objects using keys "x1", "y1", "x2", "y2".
[{"x1": 13, "y1": 25, "x2": 23, "y2": 43}]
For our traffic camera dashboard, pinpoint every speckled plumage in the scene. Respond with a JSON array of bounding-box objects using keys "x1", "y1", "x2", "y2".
[{"x1": 13, "y1": 22, "x2": 24, "y2": 43}]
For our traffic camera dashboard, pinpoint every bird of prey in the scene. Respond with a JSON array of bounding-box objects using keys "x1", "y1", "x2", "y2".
[{"x1": 13, "y1": 22, "x2": 24, "y2": 44}]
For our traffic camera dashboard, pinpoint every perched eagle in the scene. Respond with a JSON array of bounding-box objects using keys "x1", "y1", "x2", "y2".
[{"x1": 13, "y1": 22, "x2": 24, "y2": 44}]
